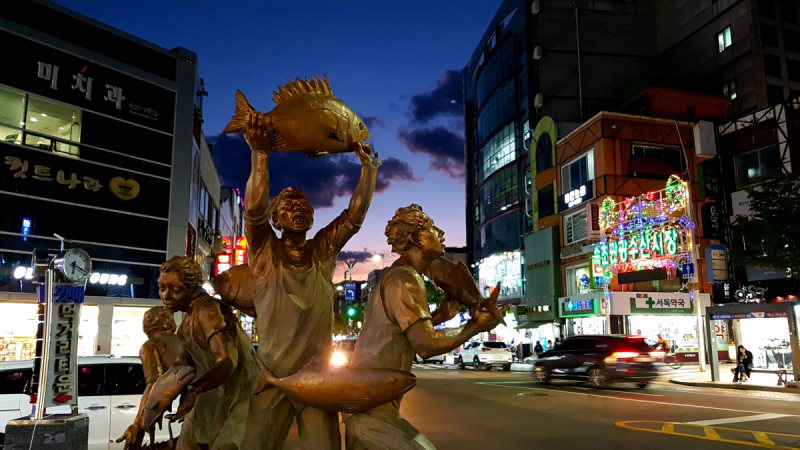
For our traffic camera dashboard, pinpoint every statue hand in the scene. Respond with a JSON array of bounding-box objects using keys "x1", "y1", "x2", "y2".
[
  {"x1": 244, "y1": 115, "x2": 273, "y2": 153},
  {"x1": 434, "y1": 298, "x2": 460, "y2": 324},
  {"x1": 115, "y1": 423, "x2": 145, "y2": 450},
  {"x1": 165, "y1": 388, "x2": 196, "y2": 423},
  {"x1": 355, "y1": 142, "x2": 381, "y2": 169},
  {"x1": 469, "y1": 285, "x2": 509, "y2": 333}
]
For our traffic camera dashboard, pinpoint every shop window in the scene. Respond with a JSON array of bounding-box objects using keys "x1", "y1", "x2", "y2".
[
  {"x1": 563, "y1": 208, "x2": 588, "y2": 245},
  {"x1": 24, "y1": 96, "x2": 81, "y2": 156},
  {"x1": 718, "y1": 27, "x2": 732, "y2": 52},
  {"x1": 560, "y1": 149, "x2": 594, "y2": 193},
  {"x1": 536, "y1": 133, "x2": 553, "y2": 173},
  {"x1": 111, "y1": 306, "x2": 148, "y2": 357},
  {"x1": 722, "y1": 79, "x2": 738, "y2": 100},
  {"x1": 628, "y1": 144, "x2": 681, "y2": 179},
  {"x1": 565, "y1": 264, "x2": 592, "y2": 296},
  {"x1": 0, "y1": 86, "x2": 25, "y2": 144},
  {"x1": 734, "y1": 145, "x2": 782, "y2": 186},
  {"x1": 537, "y1": 183, "x2": 555, "y2": 218}
]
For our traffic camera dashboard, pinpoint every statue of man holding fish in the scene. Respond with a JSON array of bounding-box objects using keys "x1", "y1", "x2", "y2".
[
  {"x1": 156, "y1": 256, "x2": 258, "y2": 450},
  {"x1": 343, "y1": 204, "x2": 509, "y2": 450},
  {"x1": 216, "y1": 75, "x2": 380, "y2": 449}
]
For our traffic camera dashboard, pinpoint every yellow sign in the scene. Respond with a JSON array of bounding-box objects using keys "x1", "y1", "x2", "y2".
[{"x1": 109, "y1": 177, "x2": 140, "y2": 201}]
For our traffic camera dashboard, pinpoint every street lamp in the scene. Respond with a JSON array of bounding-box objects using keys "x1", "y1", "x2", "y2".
[{"x1": 371, "y1": 253, "x2": 386, "y2": 268}]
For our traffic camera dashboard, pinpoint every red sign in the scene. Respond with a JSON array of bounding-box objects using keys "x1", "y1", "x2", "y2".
[
  {"x1": 216, "y1": 253, "x2": 231, "y2": 275},
  {"x1": 234, "y1": 237, "x2": 247, "y2": 266}
]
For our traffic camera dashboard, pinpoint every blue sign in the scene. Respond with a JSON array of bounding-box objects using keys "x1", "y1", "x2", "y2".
[
  {"x1": 345, "y1": 281, "x2": 356, "y2": 302},
  {"x1": 681, "y1": 263, "x2": 695, "y2": 279},
  {"x1": 21, "y1": 217, "x2": 30, "y2": 241},
  {"x1": 37, "y1": 285, "x2": 85, "y2": 304},
  {"x1": 705, "y1": 244, "x2": 728, "y2": 283}
]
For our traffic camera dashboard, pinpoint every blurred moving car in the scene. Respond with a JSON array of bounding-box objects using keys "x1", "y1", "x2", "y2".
[
  {"x1": 0, "y1": 356, "x2": 179, "y2": 450},
  {"x1": 456, "y1": 341, "x2": 512, "y2": 371},
  {"x1": 413, "y1": 353, "x2": 445, "y2": 364},
  {"x1": 331, "y1": 339, "x2": 357, "y2": 367},
  {"x1": 533, "y1": 335, "x2": 659, "y2": 388}
]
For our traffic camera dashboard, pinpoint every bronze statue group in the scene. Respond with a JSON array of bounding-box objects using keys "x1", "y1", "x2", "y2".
[{"x1": 117, "y1": 77, "x2": 507, "y2": 450}]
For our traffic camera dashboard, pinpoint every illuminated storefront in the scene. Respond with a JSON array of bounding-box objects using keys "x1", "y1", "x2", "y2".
[
  {"x1": 477, "y1": 250, "x2": 524, "y2": 303},
  {"x1": 0, "y1": 302, "x2": 98, "y2": 360},
  {"x1": 558, "y1": 293, "x2": 606, "y2": 337}
]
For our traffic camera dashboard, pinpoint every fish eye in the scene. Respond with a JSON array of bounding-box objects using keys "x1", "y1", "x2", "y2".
[{"x1": 358, "y1": 122, "x2": 364, "y2": 130}]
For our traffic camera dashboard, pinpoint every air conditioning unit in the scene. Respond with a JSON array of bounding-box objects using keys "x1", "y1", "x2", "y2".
[
  {"x1": 533, "y1": 46, "x2": 542, "y2": 60},
  {"x1": 693, "y1": 120, "x2": 717, "y2": 157},
  {"x1": 531, "y1": 0, "x2": 540, "y2": 15},
  {"x1": 534, "y1": 93, "x2": 544, "y2": 109}
]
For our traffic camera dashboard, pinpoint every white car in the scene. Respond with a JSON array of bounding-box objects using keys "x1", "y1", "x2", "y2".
[
  {"x1": 413, "y1": 353, "x2": 445, "y2": 364},
  {"x1": 456, "y1": 341, "x2": 512, "y2": 371},
  {"x1": 0, "y1": 356, "x2": 179, "y2": 450}
]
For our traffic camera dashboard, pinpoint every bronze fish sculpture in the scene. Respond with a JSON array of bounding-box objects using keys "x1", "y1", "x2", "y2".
[
  {"x1": 252, "y1": 353, "x2": 416, "y2": 414},
  {"x1": 142, "y1": 365, "x2": 196, "y2": 433},
  {"x1": 221, "y1": 75, "x2": 371, "y2": 157},
  {"x1": 212, "y1": 264, "x2": 259, "y2": 317}
]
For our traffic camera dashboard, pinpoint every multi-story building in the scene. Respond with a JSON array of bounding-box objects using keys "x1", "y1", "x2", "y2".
[
  {"x1": 0, "y1": 1, "x2": 207, "y2": 359},
  {"x1": 467, "y1": 0, "x2": 800, "y2": 342}
]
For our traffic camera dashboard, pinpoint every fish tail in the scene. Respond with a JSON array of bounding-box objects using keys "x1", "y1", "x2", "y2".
[
  {"x1": 251, "y1": 350, "x2": 277, "y2": 395},
  {"x1": 221, "y1": 89, "x2": 257, "y2": 134}
]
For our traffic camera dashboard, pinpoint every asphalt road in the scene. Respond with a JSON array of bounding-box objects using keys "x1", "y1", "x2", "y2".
[{"x1": 284, "y1": 363, "x2": 800, "y2": 449}]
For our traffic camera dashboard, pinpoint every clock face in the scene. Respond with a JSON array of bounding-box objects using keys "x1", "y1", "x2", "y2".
[{"x1": 57, "y1": 249, "x2": 92, "y2": 283}]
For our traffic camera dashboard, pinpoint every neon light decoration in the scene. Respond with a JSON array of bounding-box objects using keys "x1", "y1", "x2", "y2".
[{"x1": 594, "y1": 175, "x2": 693, "y2": 276}]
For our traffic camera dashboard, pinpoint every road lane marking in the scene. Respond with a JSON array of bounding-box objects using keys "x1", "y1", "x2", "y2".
[
  {"x1": 686, "y1": 413, "x2": 792, "y2": 426},
  {"x1": 566, "y1": 386, "x2": 664, "y2": 397},
  {"x1": 477, "y1": 382, "x2": 800, "y2": 416},
  {"x1": 617, "y1": 421, "x2": 800, "y2": 449}
]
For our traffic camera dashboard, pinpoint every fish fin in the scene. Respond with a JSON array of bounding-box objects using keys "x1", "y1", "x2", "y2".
[
  {"x1": 251, "y1": 350, "x2": 278, "y2": 395},
  {"x1": 221, "y1": 90, "x2": 257, "y2": 134},
  {"x1": 329, "y1": 124, "x2": 346, "y2": 142},
  {"x1": 288, "y1": 396, "x2": 305, "y2": 413},
  {"x1": 307, "y1": 152, "x2": 330, "y2": 159},
  {"x1": 272, "y1": 133, "x2": 291, "y2": 152},
  {"x1": 272, "y1": 75, "x2": 334, "y2": 104},
  {"x1": 144, "y1": 400, "x2": 159, "y2": 410},
  {"x1": 301, "y1": 357, "x2": 327, "y2": 373}
]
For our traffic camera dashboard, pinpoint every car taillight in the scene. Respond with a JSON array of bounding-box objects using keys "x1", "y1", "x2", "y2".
[
  {"x1": 612, "y1": 352, "x2": 640, "y2": 358},
  {"x1": 649, "y1": 351, "x2": 666, "y2": 357}
]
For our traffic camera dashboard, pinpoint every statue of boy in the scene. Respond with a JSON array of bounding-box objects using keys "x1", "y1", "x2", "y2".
[
  {"x1": 158, "y1": 256, "x2": 256, "y2": 450},
  {"x1": 228, "y1": 117, "x2": 380, "y2": 449},
  {"x1": 116, "y1": 306, "x2": 181, "y2": 450},
  {"x1": 344, "y1": 204, "x2": 508, "y2": 450}
]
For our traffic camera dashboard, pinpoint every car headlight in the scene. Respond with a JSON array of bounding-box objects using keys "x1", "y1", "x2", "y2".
[{"x1": 332, "y1": 352, "x2": 347, "y2": 366}]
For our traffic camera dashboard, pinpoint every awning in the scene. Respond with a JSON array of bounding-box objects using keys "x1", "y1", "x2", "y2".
[{"x1": 515, "y1": 320, "x2": 558, "y2": 329}]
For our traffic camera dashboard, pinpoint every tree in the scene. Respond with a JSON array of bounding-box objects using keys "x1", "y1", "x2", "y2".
[{"x1": 730, "y1": 174, "x2": 800, "y2": 278}]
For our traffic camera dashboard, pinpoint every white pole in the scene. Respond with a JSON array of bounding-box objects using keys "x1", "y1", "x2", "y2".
[
  {"x1": 685, "y1": 187, "x2": 707, "y2": 372},
  {"x1": 34, "y1": 269, "x2": 54, "y2": 420}
]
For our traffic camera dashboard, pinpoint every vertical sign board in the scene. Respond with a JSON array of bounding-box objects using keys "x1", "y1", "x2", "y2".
[
  {"x1": 705, "y1": 244, "x2": 728, "y2": 283},
  {"x1": 345, "y1": 282, "x2": 356, "y2": 302},
  {"x1": 33, "y1": 283, "x2": 84, "y2": 408},
  {"x1": 701, "y1": 203, "x2": 722, "y2": 239}
]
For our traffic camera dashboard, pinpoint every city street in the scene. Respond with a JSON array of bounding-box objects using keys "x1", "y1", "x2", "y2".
[{"x1": 286, "y1": 364, "x2": 800, "y2": 449}]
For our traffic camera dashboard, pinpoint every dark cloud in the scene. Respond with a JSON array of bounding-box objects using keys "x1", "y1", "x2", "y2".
[
  {"x1": 397, "y1": 126, "x2": 465, "y2": 181},
  {"x1": 338, "y1": 250, "x2": 372, "y2": 262},
  {"x1": 210, "y1": 134, "x2": 417, "y2": 209},
  {"x1": 362, "y1": 116, "x2": 385, "y2": 129},
  {"x1": 409, "y1": 69, "x2": 464, "y2": 124}
]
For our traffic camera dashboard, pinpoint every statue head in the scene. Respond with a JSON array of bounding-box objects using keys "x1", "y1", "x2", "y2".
[
  {"x1": 270, "y1": 187, "x2": 314, "y2": 234},
  {"x1": 385, "y1": 204, "x2": 445, "y2": 258},
  {"x1": 143, "y1": 305, "x2": 176, "y2": 338},
  {"x1": 158, "y1": 256, "x2": 204, "y2": 312}
]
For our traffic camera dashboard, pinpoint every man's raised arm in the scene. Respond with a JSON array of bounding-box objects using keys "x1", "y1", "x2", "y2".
[
  {"x1": 347, "y1": 143, "x2": 381, "y2": 225},
  {"x1": 244, "y1": 120, "x2": 273, "y2": 230}
]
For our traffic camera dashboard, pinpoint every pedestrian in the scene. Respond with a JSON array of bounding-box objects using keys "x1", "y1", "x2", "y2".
[
  {"x1": 733, "y1": 345, "x2": 754, "y2": 383},
  {"x1": 547, "y1": 339, "x2": 553, "y2": 351},
  {"x1": 656, "y1": 334, "x2": 671, "y2": 364},
  {"x1": 534, "y1": 341, "x2": 544, "y2": 355}
]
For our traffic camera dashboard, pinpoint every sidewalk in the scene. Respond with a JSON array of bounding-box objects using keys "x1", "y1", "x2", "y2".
[{"x1": 670, "y1": 363, "x2": 800, "y2": 393}]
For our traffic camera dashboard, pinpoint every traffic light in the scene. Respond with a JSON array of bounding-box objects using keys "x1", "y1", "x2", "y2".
[{"x1": 347, "y1": 307, "x2": 356, "y2": 317}]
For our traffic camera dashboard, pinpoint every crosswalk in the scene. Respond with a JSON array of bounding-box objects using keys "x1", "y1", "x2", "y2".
[{"x1": 412, "y1": 363, "x2": 458, "y2": 370}]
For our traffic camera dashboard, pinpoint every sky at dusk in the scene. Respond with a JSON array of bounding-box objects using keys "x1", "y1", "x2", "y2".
[{"x1": 56, "y1": 0, "x2": 502, "y2": 281}]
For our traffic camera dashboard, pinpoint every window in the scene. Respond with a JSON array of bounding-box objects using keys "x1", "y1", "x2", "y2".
[
  {"x1": 565, "y1": 263, "x2": 592, "y2": 296},
  {"x1": 723, "y1": 79, "x2": 738, "y2": 100},
  {"x1": 537, "y1": 183, "x2": 555, "y2": 218},
  {"x1": 113, "y1": 363, "x2": 146, "y2": 395},
  {"x1": 560, "y1": 150, "x2": 594, "y2": 193},
  {"x1": 718, "y1": 27, "x2": 732, "y2": 52},
  {"x1": 564, "y1": 208, "x2": 588, "y2": 245},
  {"x1": 783, "y1": 0, "x2": 800, "y2": 24},
  {"x1": 764, "y1": 53, "x2": 783, "y2": 78},
  {"x1": 787, "y1": 57, "x2": 800, "y2": 81},
  {"x1": 536, "y1": 133, "x2": 553, "y2": 173},
  {"x1": 476, "y1": 38, "x2": 515, "y2": 105},
  {"x1": 762, "y1": 24, "x2": 780, "y2": 48},
  {"x1": 628, "y1": 144, "x2": 681, "y2": 179},
  {"x1": 474, "y1": 202, "x2": 480, "y2": 222},
  {"x1": 734, "y1": 145, "x2": 782, "y2": 185},
  {"x1": 481, "y1": 122, "x2": 516, "y2": 179},
  {"x1": 481, "y1": 163, "x2": 519, "y2": 217},
  {"x1": 483, "y1": 342, "x2": 507, "y2": 348},
  {"x1": 784, "y1": 29, "x2": 800, "y2": 53},
  {"x1": 759, "y1": 0, "x2": 776, "y2": 18},
  {"x1": 767, "y1": 83, "x2": 786, "y2": 104},
  {"x1": 477, "y1": 80, "x2": 515, "y2": 142},
  {"x1": 77, "y1": 364, "x2": 106, "y2": 397},
  {"x1": 0, "y1": 86, "x2": 81, "y2": 156},
  {"x1": 0, "y1": 369, "x2": 31, "y2": 395},
  {"x1": 199, "y1": 181, "x2": 210, "y2": 220}
]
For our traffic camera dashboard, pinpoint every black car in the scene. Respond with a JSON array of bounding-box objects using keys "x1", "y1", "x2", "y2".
[{"x1": 533, "y1": 335, "x2": 659, "y2": 388}]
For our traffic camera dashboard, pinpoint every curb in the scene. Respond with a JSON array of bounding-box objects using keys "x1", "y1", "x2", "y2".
[{"x1": 670, "y1": 378, "x2": 800, "y2": 394}]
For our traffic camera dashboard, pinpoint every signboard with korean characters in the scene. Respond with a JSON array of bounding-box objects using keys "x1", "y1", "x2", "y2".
[
  {"x1": 32, "y1": 283, "x2": 85, "y2": 408},
  {"x1": 629, "y1": 292, "x2": 693, "y2": 314},
  {"x1": 0, "y1": 29, "x2": 175, "y2": 133},
  {"x1": 705, "y1": 244, "x2": 728, "y2": 283},
  {"x1": 558, "y1": 180, "x2": 594, "y2": 212}
]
